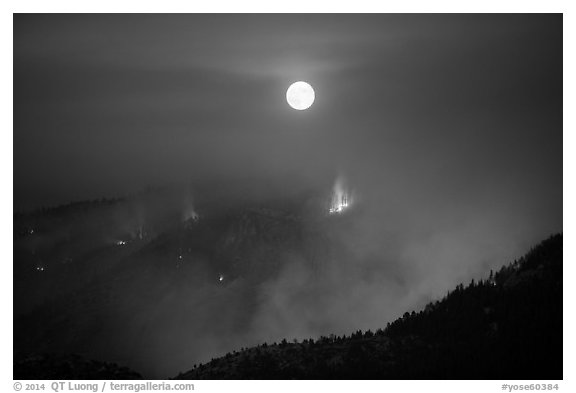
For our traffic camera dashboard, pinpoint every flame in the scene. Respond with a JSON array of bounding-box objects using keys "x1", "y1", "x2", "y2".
[
  {"x1": 183, "y1": 202, "x2": 199, "y2": 224},
  {"x1": 183, "y1": 206, "x2": 199, "y2": 230},
  {"x1": 184, "y1": 210, "x2": 198, "y2": 221},
  {"x1": 329, "y1": 177, "x2": 352, "y2": 214}
]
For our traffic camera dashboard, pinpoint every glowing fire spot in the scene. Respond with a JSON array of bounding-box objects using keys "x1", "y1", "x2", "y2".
[
  {"x1": 116, "y1": 240, "x2": 126, "y2": 246},
  {"x1": 329, "y1": 177, "x2": 352, "y2": 214},
  {"x1": 183, "y1": 208, "x2": 200, "y2": 229},
  {"x1": 183, "y1": 206, "x2": 199, "y2": 222},
  {"x1": 329, "y1": 196, "x2": 349, "y2": 214},
  {"x1": 218, "y1": 275, "x2": 224, "y2": 282}
]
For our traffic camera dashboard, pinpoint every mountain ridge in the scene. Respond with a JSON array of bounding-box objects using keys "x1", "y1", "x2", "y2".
[{"x1": 175, "y1": 234, "x2": 562, "y2": 379}]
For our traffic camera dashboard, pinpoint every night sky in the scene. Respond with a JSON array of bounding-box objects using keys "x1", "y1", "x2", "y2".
[
  {"x1": 14, "y1": 14, "x2": 562, "y2": 212},
  {"x1": 13, "y1": 14, "x2": 563, "y2": 376}
]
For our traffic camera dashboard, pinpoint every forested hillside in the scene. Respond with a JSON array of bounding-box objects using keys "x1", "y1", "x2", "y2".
[{"x1": 177, "y1": 234, "x2": 562, "y2": 379}]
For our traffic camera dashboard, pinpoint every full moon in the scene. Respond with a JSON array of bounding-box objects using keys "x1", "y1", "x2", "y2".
[{"x1": 286, "y1": 81, "x2": 315, "y2": 110}]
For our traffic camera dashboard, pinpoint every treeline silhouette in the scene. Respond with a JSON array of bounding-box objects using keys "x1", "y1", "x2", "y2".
[
  {"x1": 14, "y1": 353, "x2": 142, "y2": 380},
  {"x1": 177, "y1": 234, "x2": 562, "y2": 379}
]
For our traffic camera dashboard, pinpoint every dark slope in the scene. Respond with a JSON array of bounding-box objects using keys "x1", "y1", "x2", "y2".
[
  {"x1": 13, "y1": 191, "x2": 340, "y2": 378},
  {"x1": 14, "y1": 354, "x2": 142, "y2": 380},
  {"x1": 176, "y1": 234, "x2": 562, "y2": 379}
]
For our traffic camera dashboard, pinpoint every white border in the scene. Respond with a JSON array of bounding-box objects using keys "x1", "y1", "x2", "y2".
[{"x1": 3, "y1": 2, "x2": 572, "y2": 392}]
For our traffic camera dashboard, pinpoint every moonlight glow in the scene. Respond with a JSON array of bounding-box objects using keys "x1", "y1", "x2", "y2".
[{"x1": 286, "y1": 81, "x2": 315, "y2": 110}]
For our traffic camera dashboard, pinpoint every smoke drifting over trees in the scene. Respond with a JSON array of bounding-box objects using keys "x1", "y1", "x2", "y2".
[{"x1": 13, "y1": 14, "x2": 562, "y2": 379}]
